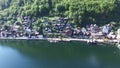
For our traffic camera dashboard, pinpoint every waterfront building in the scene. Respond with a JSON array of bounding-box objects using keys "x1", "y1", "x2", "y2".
[{"x1": 117, "y1": 29, "x2": 120, "y2": 39}]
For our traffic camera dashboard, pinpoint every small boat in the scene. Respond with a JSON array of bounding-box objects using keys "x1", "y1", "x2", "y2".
[
  {"x1": 117, "y1": 44, "x2": 120, "y2": 49},
  {"x1": 87, "y1": 39, "x2": 97, "y2": 45}
]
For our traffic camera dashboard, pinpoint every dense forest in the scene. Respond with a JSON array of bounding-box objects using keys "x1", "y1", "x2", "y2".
[{"x1": 0, "y1": 0, "x2": 120, "y2": 27}]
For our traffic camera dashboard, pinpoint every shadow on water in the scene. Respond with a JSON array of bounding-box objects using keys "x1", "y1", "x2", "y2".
[{"x1": 0, "y1": 40, "x2": 120, "y2": 68}]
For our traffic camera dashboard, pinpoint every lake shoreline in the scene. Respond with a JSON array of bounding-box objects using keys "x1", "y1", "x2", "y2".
[{"x1": 0, "y1": 37, "x2": 118, "y2": 45}]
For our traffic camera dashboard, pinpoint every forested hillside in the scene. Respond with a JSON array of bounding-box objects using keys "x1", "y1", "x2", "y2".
[{"x1": 0, "y1": 0, "x2": 120, "y2": 26}]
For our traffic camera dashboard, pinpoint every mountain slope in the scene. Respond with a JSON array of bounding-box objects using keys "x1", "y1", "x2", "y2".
[{"x1": 0, "y1": 0, "x2": 120, "y2": 26}]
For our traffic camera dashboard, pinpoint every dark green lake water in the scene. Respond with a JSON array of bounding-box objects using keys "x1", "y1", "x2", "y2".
[{"x1": 0, "y1": 40, "x2": 120, "y2": 68}]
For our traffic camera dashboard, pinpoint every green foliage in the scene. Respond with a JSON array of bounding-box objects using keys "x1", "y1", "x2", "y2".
[
  {"x1": 0, "y1": 0, "x2": 120, "y2": 26},
  {"x1": 39, "y1": 5, "x2": 49, "y2": 16},
  {"x1": 56, "y1": 4, "x2": 66, "y2": 13}
]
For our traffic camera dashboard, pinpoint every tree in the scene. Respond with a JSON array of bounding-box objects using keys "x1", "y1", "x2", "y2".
[{"x1": 56, "y1": 4, "x2": 65, "y2": 13}]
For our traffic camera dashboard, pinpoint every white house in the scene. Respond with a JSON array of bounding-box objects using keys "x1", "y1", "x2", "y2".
[
  {"x1": 102, "y1": 26, "x2": 109, "y2": 34},
  {"x1": 117, "y1": 29, "x2": 120, "y2": 39}
]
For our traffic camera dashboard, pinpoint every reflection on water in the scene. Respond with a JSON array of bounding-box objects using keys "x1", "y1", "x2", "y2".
[
  {"x1": 0, "y1": 40, "x2": 120, "y2": 68},
  {"x1": 0, "y1": 44, "x2": 41, "y2": 68}
]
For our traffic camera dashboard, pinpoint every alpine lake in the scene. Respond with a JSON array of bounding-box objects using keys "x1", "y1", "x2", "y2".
[{"x1": 0, "y1": 40, "x2": 120, "y2": 68}]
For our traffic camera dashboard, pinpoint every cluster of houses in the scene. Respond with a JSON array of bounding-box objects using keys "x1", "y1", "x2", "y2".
[
  {"x1": 0, "y1": 16, "x2": 39, "y2": 38},
  {"x1": 0, "y1": 16, "x2": 120, "y2": 41},
  {"x1": 44, "y1": 17, "x2": 118, "y2": 40}
]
